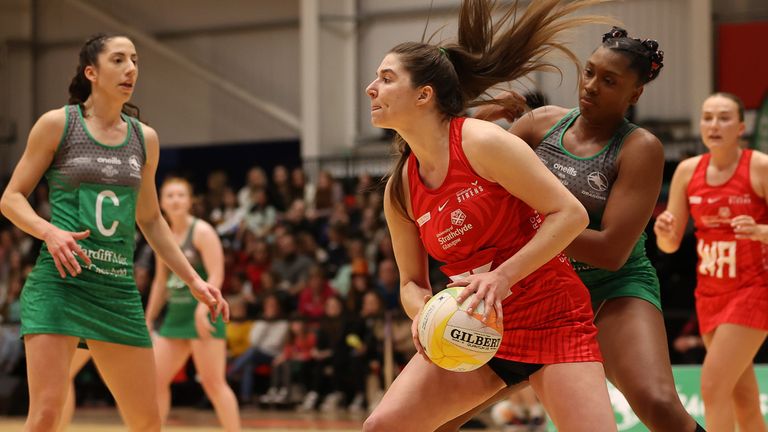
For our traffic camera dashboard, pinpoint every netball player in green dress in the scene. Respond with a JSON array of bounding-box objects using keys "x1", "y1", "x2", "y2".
[
  {"x1": 450, "y1": 27, "x2": 705, "y2": 432},
  {"x1": 0, "y1": 34, "x2": 228, "y2": 431},
  {"x1": 145, "y1": 177, "x2": 240, "y2": 431}
]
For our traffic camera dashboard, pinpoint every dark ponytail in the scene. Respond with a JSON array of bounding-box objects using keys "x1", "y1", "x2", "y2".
[
  {"x1": 601, "y1": 26, "x2": 664, "y2": 84},
  {"x1": 387, "y1": 0, "x2": 609, "y2": 219},
  {"x1": 68, "y1": 33, "x2": 141, "y2": 120}
]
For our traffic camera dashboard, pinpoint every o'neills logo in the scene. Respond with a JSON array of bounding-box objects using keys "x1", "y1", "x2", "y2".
[
  {"x1": 447, "y1": 327, "x2": 500, "y2": 352},
  {"x1": 97, "y1": 157, "x2": 122, "y2": 165},
  {"x1": 553, "y1": 163, "x2": 577, "y2": 177}
]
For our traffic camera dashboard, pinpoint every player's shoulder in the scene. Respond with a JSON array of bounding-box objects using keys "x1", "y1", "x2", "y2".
[
  {"x1": 462, "y1": 117, "x2": 522, "y2": 151},
  {"x1": 750, "y1": 149, "x2": 768, "y2": 167},
  {"x1": 37, "y1": 107, "x2": 68, "y2": 130},
  {"x1": 672, "y1": 155, "x2": 705, "y2": 186}
]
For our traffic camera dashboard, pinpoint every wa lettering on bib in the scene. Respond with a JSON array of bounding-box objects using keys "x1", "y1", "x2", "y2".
[{"x1": 697, "y1": 239, "x2": 737, "y2": 279}]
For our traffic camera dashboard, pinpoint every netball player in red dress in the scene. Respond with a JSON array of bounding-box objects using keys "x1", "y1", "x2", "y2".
[
  {"x1": 362, "y1": 1, "x2": 616, "y2": 431},
  {"x1": 655, "y1": 93, "x2": 768, "y2": 432}
]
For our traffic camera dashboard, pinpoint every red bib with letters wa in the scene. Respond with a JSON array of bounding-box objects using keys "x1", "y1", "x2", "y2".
[{"x1": 687, "y1": 149, "x2": 768, "y2": 334}]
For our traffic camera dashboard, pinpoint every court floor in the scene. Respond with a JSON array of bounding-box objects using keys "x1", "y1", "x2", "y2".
[
  {"x1": 0, "y1": 406, "x2": 497, "y2": 431},
  {"x1": 0, "y1": 406, "x2": 364, "y2": 431}
]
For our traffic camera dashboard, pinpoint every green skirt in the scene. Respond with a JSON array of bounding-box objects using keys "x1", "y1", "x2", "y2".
[
  {"x1": 578, "y1": 255, "x2": 662, "y2": 313},
  {"x1": 21, "y1": 255, "x2": 151, "y2": 348},
  {"x1": 158, "y1": 297, "x2": 226, "y2": 340}
]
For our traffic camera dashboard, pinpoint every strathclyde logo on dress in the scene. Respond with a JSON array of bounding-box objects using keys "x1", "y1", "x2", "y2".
[
  {"x1": 450, "y1": 209, "x2": 466, "y2": 226},
  {"x1": 587, "y1": 171, "x2": 609, "y2": 192},
  {"x1": 689, "y1": 196, "x2": 702, "y2": 204}
]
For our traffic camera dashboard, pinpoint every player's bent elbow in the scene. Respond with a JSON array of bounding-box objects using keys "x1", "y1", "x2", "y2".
[
  {"x1": 0, "y1": 192, "x2": 15, "y2": 220},
  {"x1": 569, "y1": 201, "x2": 589, "y2": 232}
]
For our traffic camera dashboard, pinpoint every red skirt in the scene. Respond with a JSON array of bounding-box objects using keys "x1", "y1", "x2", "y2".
[
  {"x1": 696, "y1": 281, "x2": 768, "y2": 335},
  {"x1": 495, "y1": 258, "x2": 602, "y2": 364}
]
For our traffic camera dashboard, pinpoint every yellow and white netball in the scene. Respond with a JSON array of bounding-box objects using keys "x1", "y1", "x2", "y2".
[{"x1": 418, "y1": 287, "x2": 503, "y2": 372}]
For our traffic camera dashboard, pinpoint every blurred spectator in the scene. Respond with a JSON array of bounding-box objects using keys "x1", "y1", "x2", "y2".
[
  {"x1": 225, "y1": 299, "x2": 253, "y2": 360},
  {"x1": 301, "y1": 295, "x2": 348, "y2": 412},
  {"x1": 291, "y1": 167, "x2": 314, "y2": 207},
  {"x1": 297, "y1": 266, "x2": 336, "y2": 319},
  {"x1": 282, "y1": 199, "x2": 313, "y2": 236},
  {"x1": 211, "y1": 187, "x2": 245, "y2": 242},
  {"x1": 374, "y1": 259, "x2": 400, "y2": 312},
  {"x1": 313, "y1": 170, "x2": 344, "y2": 219},
  {"x1": 242, "y1": 188, "x2": 277, "y2": 239},
  {"x1": 271, "y1": 232, "x2": 314, "y2": 296},
  {"x1": 344, "y1": 262, "x2": 373, "y2": 315},
  {"x1": 297, "y1": 231, "x2": 329, "y2": 268},
  {"x1": 226, "y1": 293, "x2": 288, "y2": 404},
  {"x1": 238, "y1": 167, "x2": 268, "y2": 210},
  {"x1": 324, "y1": 223, "x2": 348, "y2": 277},
  {"x1": 261, "y1": 318, "x2": 316, "y2": 405},
  {"x1": 345, "y1": 290, "x2": 385, "y2": 413},
  {"x1": 371, "y1": 232, "x2": 396, "y2": 267},
  {"x1": 238, "y1": 236, "x2": 272, "y2": 295},
  {"x1": 205, "y1": 170, "x2": 229, "y2": 215},
  {"x1": 331, "y1": 239, "x2": 367, "y2": 298},
  {"x1": 269, "y1": 165, "x2": 293, "y2": 212}
]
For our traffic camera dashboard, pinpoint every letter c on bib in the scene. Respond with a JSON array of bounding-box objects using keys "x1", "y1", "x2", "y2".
[{"x1": 96, "y1": 190, "x2": 119, "y2": 237}]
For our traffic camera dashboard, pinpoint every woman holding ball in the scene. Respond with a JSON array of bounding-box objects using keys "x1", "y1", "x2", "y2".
[{"x1": 363, "y1": 1, "x2": 616, "y2": 431}]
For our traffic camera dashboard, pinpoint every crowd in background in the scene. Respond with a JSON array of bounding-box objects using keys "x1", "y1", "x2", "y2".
[
  {"x1": 0, "y1": 160, "x2": 743, "y2": 414},
  {"x1": 0, "y1": 164, "x2": 424, "y2": 414}
]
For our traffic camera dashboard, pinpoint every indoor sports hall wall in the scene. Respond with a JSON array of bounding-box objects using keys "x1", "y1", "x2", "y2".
[{"x1": 0, "y1": 0, "x2": 752, "y2": 177}]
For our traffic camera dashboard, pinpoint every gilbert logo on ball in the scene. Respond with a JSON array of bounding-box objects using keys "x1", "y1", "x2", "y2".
[{"x1": 418, "y1": 286, "x2": 503, "y2": 372}]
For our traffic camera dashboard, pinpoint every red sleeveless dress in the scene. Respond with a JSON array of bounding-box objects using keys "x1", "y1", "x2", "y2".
[
  {"x1": 407, "y1": 117, "x2": 602, "y2": 364},
  {"x1": 686, "y1": 149, "x2": 768, "y2": 334}
]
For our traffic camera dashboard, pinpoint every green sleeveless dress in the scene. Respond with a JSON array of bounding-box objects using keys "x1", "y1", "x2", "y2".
[
  {"x1": 21, "y1": 105, "x2": 151, "y2": 347},
  {"x1": 157, "y1": 218, "x2": 226, "y2": 339},
  {"x1": 535, "y1": 109, "x2": 662, "y2": 311}
]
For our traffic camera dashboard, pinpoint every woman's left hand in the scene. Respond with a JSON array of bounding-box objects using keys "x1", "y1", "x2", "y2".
[
  {"x1": 194, "y1": 302, "x2": 216, "y2": 339},
  {"x1": 732, "y1": 215, "x2": 768, "y2": 242},
  {"x1": 188, "y1": 278, "x2": 230, "y2": 323},
  {"x1": 448, "y1": 270, "x2": 511, "y2": 325}
]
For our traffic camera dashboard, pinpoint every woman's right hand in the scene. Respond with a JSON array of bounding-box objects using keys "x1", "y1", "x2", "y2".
[
  {"x1": 653, "y1": 210, "x2": 677, "y2": 240},
  {"x1": 411, "y1": 294, "x2": 432, "y2": 362},
  {"x1": 43, "y1": 227, "x2": 92, "y2": 278}
]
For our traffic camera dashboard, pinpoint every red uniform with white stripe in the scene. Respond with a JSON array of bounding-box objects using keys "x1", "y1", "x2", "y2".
[
  {"x1": 686, "y1": 149, "x2": 768, "y2": 334},
  {"x1": 407, "y1": 117, "x2": 601, "y2": 364}
]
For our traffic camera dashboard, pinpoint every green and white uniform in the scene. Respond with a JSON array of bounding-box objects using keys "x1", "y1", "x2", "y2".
[
  {"x1": 157, "y1": 218, "x2": 226, "y2": 340},
  {"x1": 535, "y1": 109, "x2": 662, "y2": 311},
  {"x1": 21, "y1": 105, "x2": 151, "y2": 347}
]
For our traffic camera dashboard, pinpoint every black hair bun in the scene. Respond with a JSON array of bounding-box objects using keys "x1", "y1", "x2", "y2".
[{"x1": 602, "y1": 26, "x2": 628, "y2": 43}]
